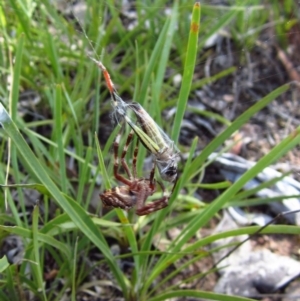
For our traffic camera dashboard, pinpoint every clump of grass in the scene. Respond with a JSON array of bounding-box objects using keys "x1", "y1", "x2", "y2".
[{"x1": 0, "y1": 1, "x2": 299, "y2": 300}]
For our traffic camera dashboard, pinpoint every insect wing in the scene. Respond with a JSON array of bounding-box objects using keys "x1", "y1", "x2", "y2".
[
  {"x1": 123, "y1": 114, "x2": 161, "y2": 155},
  {"x1": 127, "y1": 103, "x2": 179, "y2": 183},
  {"x1": 127, "y1": 102, "x2": 178, "y2": 154}
]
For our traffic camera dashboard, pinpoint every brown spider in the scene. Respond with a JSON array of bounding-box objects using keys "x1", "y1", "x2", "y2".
[{"x1": 100, "y1": 129, "x2": 169, "y2": 216}]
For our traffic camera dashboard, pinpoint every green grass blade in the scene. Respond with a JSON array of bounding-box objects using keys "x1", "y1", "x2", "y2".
[
  {"x1": 4, "y1": 265, "x2": 18, "y2": 301},
  {"x1": 7, "y1": 1, "x2": 31, "y2": 41},
  {"x1": 9, "y1": 34, "x2": 27, "y2": 225},
  {"x1": 71, "y1": 238, "x2": 79, "y2": 301},
  {"x1": 77, "y1": 146, "x2": 93, "y2": 206},
  {"x1": 184, "y1": 225, "x2": 300, "y2": 254},
  {"x1": 152, "y1": 1, "x2": 179, "y2": 125},
  {"x1": 10, "y1": 34, "x2": 24, "y2": 121},
  {"x1": 46, "y1": 31, "x2": 63, "y2": 81},
  {"x1": 199, "y1": 7, "x2": 238, "y2": 49},
  {"x1": 32, "y1": 205, "x2": 47, "y2": 300},
  {"x1": 0, "y1": 256, "x2": 9, "y2": 273},
  {"x1": 95, "y1": 132, "x2": 111, "y2": 190},
  {"x1": 54, "y1": 84, "x2": 67, "y2": 193},
  {"x1": 171, "y1": 2, "x2": 201, "y2": 143},
  {"x1": 148, "y1": 289, "x2": 258, "y2": 301},
  {"x1": 137, "y1": 18, "x2": 170, "y2": 107},
  {"x1": 0, "y1": 225, "x2": 71, "y2": 258}
]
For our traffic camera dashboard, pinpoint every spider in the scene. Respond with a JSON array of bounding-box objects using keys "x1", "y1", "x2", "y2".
[{"x1": 100, "y1": 129, "x2": 169, "y2": 216}]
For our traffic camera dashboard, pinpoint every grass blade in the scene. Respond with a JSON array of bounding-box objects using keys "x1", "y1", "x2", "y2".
[
  {"x1": 172, "y1": 2, "x2": 201, "y2": 143},
  {"x1": 32, "y1": 205, "x2": 47, "y2": 300}
]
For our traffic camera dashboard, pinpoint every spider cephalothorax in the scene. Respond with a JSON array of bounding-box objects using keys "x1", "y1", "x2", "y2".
[{"x1": 100, "y1": 130, "x2": 168, "y2": 216}]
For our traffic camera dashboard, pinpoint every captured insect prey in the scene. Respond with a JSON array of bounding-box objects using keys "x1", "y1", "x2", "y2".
[
  {"x1": 92, "y1": 58, "x2": 179, "y2": 183},
  {"x1": 125, "y1": 102, "x2": 179, "y2": 183},
  {"x1": 100, "y1": 129, "x2": 169, "y2": 216}
]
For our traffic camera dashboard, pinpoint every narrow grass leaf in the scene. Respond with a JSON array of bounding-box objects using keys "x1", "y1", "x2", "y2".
[
  {"x1": 54, "y1": 84, "x2": 67, "y2": 193},
  {"x1": 152, "y1": 0, "x2": 179, "y2": 125},
  {"x1": 0, "y1": 256, "x2": 9, "y2": 272},
  {"x1": 198, "y1": 8, "x2": 238, "y2": 49},
  {"x1": 40, "y1": 213, "x2": 121, "y2": 237},
  {"x1": 183, "y1": 225, "x2": 300, "y2": 255},
  {"x1": 46, "y1": 32, "x2": 62, "y2": 81},
  {"x1": 32, "y1": 205, "x2": 47, "y2": 300},
  {"x1": 24, "y1": 128, "x2": 97, "y2": 172},
  {"x1": 0, "y1": 183, "x2": 52, "y2": 197},
  {"x1": 5, "y1": 265, "x2": 18, "y2": 301},
  {"x1": 172, "y1": 2, "x2": 201, "y2": 143},
  {"x1": 0, "y1": 225, "x2": 71, "y2": 258},
  {"x1": 187, "y1": 106, "x2": 231, "y2": 126},
  {"x1": 10, "y1": 35, "x2": 24, "y2": 121},
  {"x1": 77, "y1": 147, "x2": 93, "y2": 206},
  {"x1": 148, "y1": 289, "x2": 257, "y2": 301},
  {"x1": 9, "y1": 33, "x2": 27, "y2": 224},
  {"x1": 191, "y1": 66, "x2": 237, "y2": 90},
  {"x1": 62, "y1": 85, "x2": 79, "y2": 127},
  {"x1": 95, "y1": 132, "x2": 111, "y2": 190},
  {"x1": 7, "y1": 1, "x2": 31, "y2": 41},
  {"x1": 71, "y1": 237, "x2": 79, "y2": 301},
  {"x1": 138, "y1": 18, "x2": 170, "y2": 107}
]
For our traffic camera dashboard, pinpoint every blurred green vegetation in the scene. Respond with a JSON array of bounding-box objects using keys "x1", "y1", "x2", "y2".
[{"x1": 0, "y1": 1, "x2": 299, "y2": 300}]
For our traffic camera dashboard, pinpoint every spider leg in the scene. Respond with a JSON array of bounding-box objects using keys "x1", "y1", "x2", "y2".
[
  {"x1": 135, "y1": 179, "x2": 169, "y2": 216},
  {"x1": 138, "y1": 176, "x2": 179, "y2": 215},
  {"x1": 136, "y1": 194, "x2": 168, "y2": 216},
  {"x1": 120, "y1": 129, "x2": 135, "y2": 179},
  {"x1": 132, "y1": 135, "x2": 140, "y2": 179},
  {"x1": 113, "y1": 127, "x2": 132, "y2": 186},
  {"x1": 149, "y1": 159, "x2": 156, "y2": 190}
]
